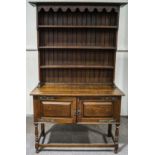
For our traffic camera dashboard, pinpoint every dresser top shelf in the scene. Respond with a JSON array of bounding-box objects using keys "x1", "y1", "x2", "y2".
[
  {"x1": 31, "y1": 84, "x2": 124, "y2": 96},
  {"x1": 30, "y1": 2, "x2": 125, "y2": 98},
  {"x1": 29, "y1": 1, "x2": 127, "y2": 6}
]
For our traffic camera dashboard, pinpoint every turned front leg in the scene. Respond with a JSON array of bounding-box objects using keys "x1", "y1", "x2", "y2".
[
  {"x1": 114, "y1": 124, "x2": 120, "y2": 154},
  {"x1": 107, "y1": 124, "x2": 112, "y2": 137},
  {"x1": 41, "y1": 123, "x2": 45, "y2": 137},
  {"x1": 34, "y1": 123, "x2": 39, "y2": 153}
]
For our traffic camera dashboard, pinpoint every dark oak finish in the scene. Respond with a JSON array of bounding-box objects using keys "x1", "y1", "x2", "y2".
[
  {"x1": 39, "y1": 46, "x2": 116, "y2": 49},
  {"x1": 82, "y1": 101, "x2": 113, "y2": 117},
  {"x1": 30, "y1": 1, "x2": 126, "y2": 153},
  {"x1": 41, "y1": 123, "x2": 45, "y2": 137},
  {"x1": 42, "y1": 101, "x2": 71, "y2": 117},
  {"x1": 38, "y1": 25, "x2": 118, "y2": 29},
  {"x1": 108, "y1": 124, "x2": 112, "y2": 137},
  {"x1": 114, "y1": 124, "x2": 120, "y2": 153},
  {"x1": 34, "y1": 123, "x2": 39, "y2": 153},
  {"x1": 39, "y1": 143, "x2": 116, "y2": 148},
  {"x1": 31, "y1": 84, "x2": 124, "y2": 96}
]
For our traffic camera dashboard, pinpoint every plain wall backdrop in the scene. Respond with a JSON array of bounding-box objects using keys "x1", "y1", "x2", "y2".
[{"x1": 26, "y1": 0, "x2": 128, "y2": 116}]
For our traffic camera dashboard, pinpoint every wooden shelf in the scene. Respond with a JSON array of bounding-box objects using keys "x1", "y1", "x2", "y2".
[
  {"x1": 38, "y1": 25, "x2": 118, "y2": 29},
  {"x1": 37, "y1": 4, "x2": 119, "y2": 85},
  {"x1": 39, "y1": 46, "x2": 116, "y2": 50},
  {"x1": 40, "y1": 65, "x2": 114, "y2": 69}
]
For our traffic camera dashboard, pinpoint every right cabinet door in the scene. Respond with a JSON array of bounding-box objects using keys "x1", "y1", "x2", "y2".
[{"x1": 77, "y1": 97, "x2": 121, "y2": 124}]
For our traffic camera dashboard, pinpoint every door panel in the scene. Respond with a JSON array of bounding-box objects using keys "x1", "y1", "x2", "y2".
[
  {"x1": 83, "y1": 101, "x2": 113, "y2": 117},
  {"x1": 42, "y1": 101, "x2": 71, "y2": 117},
  {"x1": 39, "y1": 97, "x2": 76, "y2": 123},
  {"x1": 35, "y1": 96, "x2": 120, "y2": 124},
  {"x1": 77, "y1": 97, "x2": 115, "y2": 123}
]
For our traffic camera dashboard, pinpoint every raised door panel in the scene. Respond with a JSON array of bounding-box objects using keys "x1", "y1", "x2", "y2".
[
  {"x1": 42, "y1": 101, "x2": 71, "y2": 117},
  {"x1": 39, "y1": 97, "x2": 76, "y2": 123},
  {"x1": 83, "y1": 102, "x2": 113, "y2": 117},
  {"x1": 77, "y1": 97, "x2": 116, "y2": 124}
]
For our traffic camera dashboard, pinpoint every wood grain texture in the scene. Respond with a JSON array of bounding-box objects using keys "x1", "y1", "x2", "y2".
[
  {"x1": 38, "y1": 25, "x2": 118, "y2": 28},
  {"x1": 37, "y1": 5, "x2": 119, "y2": 17},
  {"x1": 34, "y1": 97, "x2": 77, "y2": 124},
  {"x1": 39, "y1": 29, "x2": 116, "y2": 47},
  {"x1": 83, "y1": 101, "x2": 113, "y2": 117},
  {"x1": 42, "y1": 101, "x2": 71, "y2": 117},
  {"x1": 34, "y1": 123, "x2": 39, "y2": 153},
  {"x1": 77, "y1": 97, "x2": 120, "y2": 124},
  {"x1": 37, "y1": 5, "x2": 118, "y2": 85},
  {"x1": 39, "y1": 143, "x2": 116, "y2": 148},
  {"x1": 31, "y1": 84, "x2": 124, "y2": 96}
]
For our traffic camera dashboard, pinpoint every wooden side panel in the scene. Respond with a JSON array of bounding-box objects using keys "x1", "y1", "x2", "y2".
[
  {"x1": 33, "y1": 96, "x2": 41, "y2": 122},
  {"x1": 113, "y1": 96, "x2": 121, "y2": 122}
]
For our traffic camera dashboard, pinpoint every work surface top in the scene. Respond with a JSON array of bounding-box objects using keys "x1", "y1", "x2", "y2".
[{"x1": 31, "y1": 84, "x2": 124, "y2": 96}]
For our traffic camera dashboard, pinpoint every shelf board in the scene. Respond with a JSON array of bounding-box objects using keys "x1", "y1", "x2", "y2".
[
  {"x1": 38, "y1": 25, "x2": 118, "y2": 29},
  {"x1": 39, "y1": 46, "x2": 116, "y2": 50},
  {"x1": 40, "y1": 65, "x2": 114, "y2": 69}
]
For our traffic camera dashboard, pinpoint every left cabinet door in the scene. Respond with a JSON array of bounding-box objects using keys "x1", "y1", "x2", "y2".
[{"x1": 33, "y1": 96, "x2": 76, "y2": 124}]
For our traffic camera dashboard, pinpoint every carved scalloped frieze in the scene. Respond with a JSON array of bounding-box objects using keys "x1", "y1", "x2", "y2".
[{"x1": 38, "y1": 6, "x2": 119, "y2": 13}]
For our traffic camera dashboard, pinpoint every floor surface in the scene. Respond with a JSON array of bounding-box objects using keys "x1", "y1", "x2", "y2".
[{"x1": 26, "y1": 116, "x2": 128, "y2": 155}]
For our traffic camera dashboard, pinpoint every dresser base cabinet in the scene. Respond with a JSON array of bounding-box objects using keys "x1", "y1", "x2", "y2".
[
  {"x1": 30, "y1": 1, "x2": 126, "y2": 154},
  {"x1": 32, "y1": 94, "x2": 122, "y2": 153}
]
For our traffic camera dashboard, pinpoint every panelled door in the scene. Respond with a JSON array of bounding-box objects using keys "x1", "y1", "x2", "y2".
[
  {"x1": 39, "y1": 96, "x2": 77, "y2": 123},
  {"x1": 35, "y1": 96, "x2": 119, "y2": 124},
  {"x1": 77, "y1": 97, "x2": 115, "y2": 123}
]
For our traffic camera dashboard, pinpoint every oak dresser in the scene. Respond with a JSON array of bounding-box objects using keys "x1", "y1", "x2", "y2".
[{"x1": 30, "y1": 1, "x2": 127, "y2": 153}]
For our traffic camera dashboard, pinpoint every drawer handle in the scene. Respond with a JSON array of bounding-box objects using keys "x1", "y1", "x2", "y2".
[
  {"x1": 99, "y1": 120, "x2": 115, "y2": 123},
  {"x1": 50, "y1": 119, "x2": 55, "y2": 123},
  {"x1": 100, "y1": 97, "x2": 115, "y2": 101},
  {"x1": 112, "y1": 97, "x2": 116, "y2": 101},
  {"x1": 40, "y1": 96, "x2": 55, "y2": 100},
  {"x1": 40, "y1": 118, "x2": 55, "y2": 123},
  {"x1": 74, "y1": 109, "x2": 81, "y2": 116}
]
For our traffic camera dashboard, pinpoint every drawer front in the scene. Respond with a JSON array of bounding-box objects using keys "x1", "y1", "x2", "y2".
[{"x1": 83, "y1": 101, "x2": 113, "y2": 117}]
